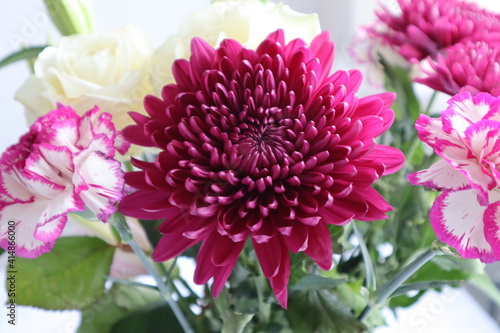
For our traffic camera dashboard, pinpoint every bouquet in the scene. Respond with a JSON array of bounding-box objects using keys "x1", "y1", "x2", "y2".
[{"x1": 1, "y1": 0, "x2": 500, "y2": 332}]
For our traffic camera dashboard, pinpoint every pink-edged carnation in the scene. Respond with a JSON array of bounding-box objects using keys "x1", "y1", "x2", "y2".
[
  {"x1": 0, "y1": 105, "x2": 129, "y2": 258},
  {"x1": 408, "y1": 91, "x2": 500, "y2": 262},
  {"x1": 416, "y1": 40, "x2": 500, "y2": 97},
  {"x1": 119, "y1": 30, "x2": 404, "y2": 307},
  {"x1": 367, "y1": 0, "x2": 500, "y2": 61}
]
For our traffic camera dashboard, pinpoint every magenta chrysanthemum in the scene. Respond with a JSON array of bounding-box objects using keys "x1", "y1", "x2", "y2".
[
  {"x1": 0, "y1": 105, "x2": 129, "y2": 258},
  {"x1": 408, "y1": 92, "x2": 500, "y2": 262},
  {"x1": 416, "y1": 41, "x2": 500, "y2": 97},
  {"x1": 367, "y1": 0, "x2": 500, "y2": 61},
  {"x1": 119, "y1": 30, "x2": 404, "y2": 307}
]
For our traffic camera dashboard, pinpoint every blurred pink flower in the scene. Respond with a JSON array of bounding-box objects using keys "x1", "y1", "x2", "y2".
[
  {"x1": 0, "y1": 105, "x2": 129, "y2": 258},
  {"x1": 416, "y1": 40, "x2": 500, "y2": 96},
  {"x1": 367, "y1": 0, "x2": 500, "y2": 61},
  {"x1": 408, "y1": 91, "x2": 500, "y2": 262},
  {"x1": 120, "y1": 30, "x2": 404, "y2": 307}
]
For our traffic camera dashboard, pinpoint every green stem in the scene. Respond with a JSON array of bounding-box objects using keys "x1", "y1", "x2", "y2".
[
  {"x1": 112, "y1": 213, "x2": 194, "y2": 333},
  {"x1": 403, "y1": 90, "x2": 439, "y2": 170},
  {"x1": 424, "y1": 91, "x2": 438, "y2": 115},
  {"x1": 358, "y1": 247, "x2": 445, "y2": 322}
]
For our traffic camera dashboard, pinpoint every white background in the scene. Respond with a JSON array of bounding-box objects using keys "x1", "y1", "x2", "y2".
[{"x1": 1, "y1": 1, "x2": 500, "y2": 332}]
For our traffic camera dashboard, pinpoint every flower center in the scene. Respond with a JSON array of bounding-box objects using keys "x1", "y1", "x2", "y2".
[{"x1": 237, "y1": 122, "x2": 287, "y2": 174}]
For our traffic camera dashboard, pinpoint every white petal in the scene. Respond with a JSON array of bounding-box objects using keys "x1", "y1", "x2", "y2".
[
  {"x1": 34, "y1": 214, "x2": 67, "y2": 241},
  {"x1": 30, "y1": 144, "x2": 74, "y2": 180},
  {"x1": 436, "y1": 140, "x2": 493, "y2": 203},
  {"x1": 407, "y1": 159, "x2": 468, "y2": 190},
  {"x1": 75, "y1": 151, "x2": 124, "y2": 222},
  {"x1": 38, "y1": 189, "x2": 84, "y2": 226},
  {"x1": 0, "y1": 169, "x2": 33, "y2": 202},
  {"x1": 0, "y1": 201, "x2": 57, "y2": 258},
  {"x1": 431, "y1": 189, "x2": 498, "y2": 262}
]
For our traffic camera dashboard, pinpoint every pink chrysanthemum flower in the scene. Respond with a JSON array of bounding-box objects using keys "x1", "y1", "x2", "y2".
[
  {"x1": 409, "y1": 91, "x2": 500, "y2": 262},
  {"x1": 367, "y1": 0, "x2": 500, "y2": 61},
  {"x1": 0, "y1": 105, "x2": 129, "y2": 258},
  {"x1": 119, "y1": 30, "x2": 404, "y2": 307},
  {"x1": 415, "y1": 40, "x2": 500, "y2": 96}
]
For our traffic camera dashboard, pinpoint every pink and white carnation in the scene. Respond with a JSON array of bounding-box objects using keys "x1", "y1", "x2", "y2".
[
  {"x1": 408, "y1": 91, "x2": 500, "y2": 262},
  {"x1": 0, "y1": 105, "x2": 129, "y2": 258}
]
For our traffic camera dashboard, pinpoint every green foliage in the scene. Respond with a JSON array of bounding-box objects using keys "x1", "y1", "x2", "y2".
[
  {"x1": 79, "y1": 284, "x2": 163, "y2": 333},
  {"x1": 291, "y1": 274, "x2": 347, "y2": 292},
  {"x1": 0, "y1": 46, "x2": 47, "y2": 70},
  {"x1": 110, "y1": 303, "x2": 184, "y2": 333},
  {"x1": 12, "y1": 237, "x2": 115, "y2": 310},
  {"x1": 287, "y1": 289, "x2": 368, "y2": 333}
]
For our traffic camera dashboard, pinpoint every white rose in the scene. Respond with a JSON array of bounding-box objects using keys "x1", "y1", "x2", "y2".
[
  {"x1": 149, "y1": 0, "x2": 321, "y2": 95},
  {"x1": 15, "y1": 26, "x2": 154, "y2": 131}
]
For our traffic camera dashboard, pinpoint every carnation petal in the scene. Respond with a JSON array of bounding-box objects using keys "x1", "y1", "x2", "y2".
[
  {"x1": 31, "y1": 144, "x2": 74, "y2": 180},
  {"x1": 34, "y1": 214, "x2": 67, "y2": 241},
  {"x1": 431, "y1": 189, "x2": 497, "y2": 262},
  {"x1": 75, "y1": 151, "x2": 124, "y2": 222},
  {"x1": 435, "y1": 130, "x2": 495, "y2": 202},
  {"x1": 0, "y1": 170, "x2": 33, "y2": 202},
  {"x1": 484, "y1": 201, "x2": 500, "y2": 257},
  {"x1": 415, "y1": 114, "x2": 447, "y2": 146},
  {"x1": 407, "y1": 159, "x2": 469, "y2": 190},
  {"x1": 0, "y1": 203, "x2": 56, "y2": 258}
]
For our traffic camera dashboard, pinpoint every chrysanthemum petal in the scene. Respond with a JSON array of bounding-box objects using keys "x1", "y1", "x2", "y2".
[{"x1": 121, "y1": 29, "x2": 402, "y2": 307}]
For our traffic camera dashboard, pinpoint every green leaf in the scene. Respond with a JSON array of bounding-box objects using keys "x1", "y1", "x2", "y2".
[
  {"x1": 0, "y1": 46, "x2": 47, "y2": 70},
  {"x1": 287, "y1": 290, "x2": 367, "y2": 333},
  {"x1": 292, "y1": 274, "x2": 347, "y2": 292},
  {"x1": 353, "y1": 223, "x2": 377, "y2": 292},
  {"x1": 389, "y1": 253, "x2": 478, "y2": 308},
  {"x1": 79, "y1": 283, "x2": 161, "y2": 333},
  {"x1": 13, "y1": 236, "x2": 115, "y2": 310},
  {"x1": 329, "y1": 224, "x2": 345, "y2": 253},
  {"x1": 214, "y1": 287, "x2": 254, "y2": 333},
  {"x1": 110, "y1": 303, "x2": 184, "y2": 333},
  {"x1": 391, "y1": 280, "x2": 463, "y2": 299},
  {"x1": 220, "y1": 312, "x2": 254, "y2": 333}
]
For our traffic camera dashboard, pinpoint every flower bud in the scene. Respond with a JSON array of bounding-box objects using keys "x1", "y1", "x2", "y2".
[{"x1": 43, "y1": 0, "x2": 96, "y2": 36}]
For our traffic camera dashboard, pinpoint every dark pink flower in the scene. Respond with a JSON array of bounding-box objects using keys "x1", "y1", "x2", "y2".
[
  {"x1": 367, "y1": 0, "x2": 500, "y2": 61},
  {"x1": 0, "y1": 105, "x2": 129, "y2": 258},
  {"x1": 415, "y1": 40, "x2": 500, "y2": 96},
  {"x1": 119, "y1": 30, "x2": 404, "y2": 307}
]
